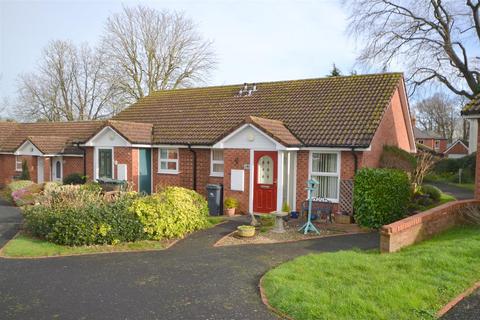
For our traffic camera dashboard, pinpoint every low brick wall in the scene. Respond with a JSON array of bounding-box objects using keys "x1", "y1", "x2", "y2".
[{"x1": 380, "y1": 200, "x2": 480, "y2": 253}]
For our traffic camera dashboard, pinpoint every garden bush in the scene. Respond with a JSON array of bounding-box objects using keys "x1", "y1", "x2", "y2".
[
  {"x1": 63, "y1": 173, "x2": 86, "y2": 185},
  {"x1": 19, "y1": 160, "x2": 30, "y2": 180},
  {"x1": 354, "y1": 168, "x2": 411, "y2": 228},
  {"x1": 11, "y1": 183, "x2": 43, "y2": 206},
  {"x1": 24, "y1": 191, "x2": 145, "y2": 246},
  {"x1": 7, "y1": 180, "x2": 33, "y2": 193},
  {"x1": 130, "y1": 186, "x2": 209, "y2": 240},
  {"x1": 430, "y1": 152, "x2": 476, "y2": 183},
  {"x1": 379, "y1": 145, "x2": 417, "y2": 174},
  {"x1": 420, "y1": 184, "x2": 442, "y2": 202}
]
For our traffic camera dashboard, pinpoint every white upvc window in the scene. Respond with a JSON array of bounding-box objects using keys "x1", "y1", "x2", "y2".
[
  {"x1": 210, "y1": 149, "x2": 224, "y2": 177},
  {"x1": 158, "y1": 148, "x2": 179, "y2": 174},
  {"x1": 309, "y1": 151, "x2": 340, "y2": 202},
  {"x1": 15, "y1": 156, "x2": 22, "y2": 172}
]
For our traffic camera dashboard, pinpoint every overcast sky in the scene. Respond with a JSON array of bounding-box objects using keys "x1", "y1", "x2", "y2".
[{"x1": 0, "y1": 0, "x2": 366, "y2": 114}]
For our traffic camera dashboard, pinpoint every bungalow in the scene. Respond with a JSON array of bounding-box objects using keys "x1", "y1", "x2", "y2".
[
  {"x1": 0, "y1": 73, "x2": 416, "y2": 215},
  {"x1": 444, "y1": 140, "x2": 469, "y2": 159},
  {"x1": 411, "y1": 119, "x2": 448, "y2": 154}
]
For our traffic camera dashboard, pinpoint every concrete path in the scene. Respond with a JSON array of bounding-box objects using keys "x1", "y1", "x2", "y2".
[{"x1": 0, "y1": 202, "x2": 378, "y2": 320}]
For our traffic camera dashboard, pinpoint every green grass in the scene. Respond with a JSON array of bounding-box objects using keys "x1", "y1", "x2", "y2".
[
  {"x1": 1, "y1": 234, "x2": 166, "y2": 258},
  {"x1": 206, "y1": 216, "x2": 226, "y2": 227},
  {"x1": 451, "y1": 183, "x2": 475, "y2": 192},
  {"x1": 263, "y1": 226, "x2": 480, "y2": 320}
]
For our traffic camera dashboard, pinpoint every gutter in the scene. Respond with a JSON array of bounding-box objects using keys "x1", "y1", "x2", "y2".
[{"x1": 187, "y1": 145, "x2": 197, "y2": 191}]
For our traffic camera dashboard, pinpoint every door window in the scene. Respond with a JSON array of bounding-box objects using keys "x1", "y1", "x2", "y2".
[
  {"x1": 55, "y1": 161, "x2": 61, "y2": 179},
  {"x1": 98, "y1": 149, "x2": 113, "y2": 179},
  {"x1": 257, "y1": 155, "x2": 273, "y2": 184}
]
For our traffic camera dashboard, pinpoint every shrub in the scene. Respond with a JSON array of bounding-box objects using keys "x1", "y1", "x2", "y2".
[
  {"x1": 354, "y1": 168, "x2": 411, "y2": 228},
  {"x1": 421, "y1": 184, "x2": 442, "y2": 202},
  {"x1": 130, "y1": 187, "x2": 209, "y2": 240},
  {"x1": 7, "y1": 180, "x2": 33, "y2": 193},
  {"x1": 431, "y1": 153, "x2": 476, "y2": 183},
  {"x1": 11, "y1": 183, "x2": 43, "y2": 206},
  {"x1": 81, "y1": 181, "x2": 102, "y2": 193},
  {"x1": 24, "y1": 192, "x2": 144, "y2": 246},
  {"x1": 380, "y1": 145, "x2": 417, "y2": 173},
  {"x1": 19, "y1": 160, "x2": 31, "y2": 180},
  {"x1": 63, "y1": 173, "x2": 86, "y2": 185},
  {"x1": 224, "y1": 197, "x2": 239, "y2": 209}
]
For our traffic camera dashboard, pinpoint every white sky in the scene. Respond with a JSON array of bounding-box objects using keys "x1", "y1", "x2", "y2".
[{"x1": 0, "y1": 0, "x2": 365, "y2": 114}]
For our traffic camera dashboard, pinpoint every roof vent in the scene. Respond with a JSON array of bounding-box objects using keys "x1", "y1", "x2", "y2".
[{"x1": 237, "y1": 83, "x2": 257, "y2": 97}]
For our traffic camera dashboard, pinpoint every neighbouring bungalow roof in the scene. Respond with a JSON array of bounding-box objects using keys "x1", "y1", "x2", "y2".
[
  {"x1": 413, "y1": 127, "x2": 446, "y2": 140},
  {"x1": 114, "y1": 73, "x2": 405, "y2": 148},
  {"x1": 0, "y1": 120, "x2": 152, "y2": 154},
  {"x1": 444, "y1": 139, "x2": 469, "y2": 154}
]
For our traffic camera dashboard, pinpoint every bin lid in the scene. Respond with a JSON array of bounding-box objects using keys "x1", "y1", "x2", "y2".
[{"x1": 206, "y1": 184, "x2": 222, "y2": 190}]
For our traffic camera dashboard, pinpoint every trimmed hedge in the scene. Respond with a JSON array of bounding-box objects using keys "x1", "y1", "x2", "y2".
[
  {"x1": 354, "y1": 168, "x2": 411, "y2": 228},
  {"x1": 421, "y1": 184, "x2": 442, "y2": 202},
  {"x1": 24, "y1": 193, "x2": 144, "y2": 246}
]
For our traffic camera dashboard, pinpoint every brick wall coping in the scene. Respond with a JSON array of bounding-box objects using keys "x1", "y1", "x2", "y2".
[{"x1": 381, "y1": 199, "x2": 480, "y2": 235}]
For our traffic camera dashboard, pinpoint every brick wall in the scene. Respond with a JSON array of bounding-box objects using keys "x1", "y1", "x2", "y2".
[
  {"x1": 445, "y1": 142, "x2": 468, "y2": 156},
  {"x1": 0, "y1": 154, "x2": 16, "y2": 186},
  {"x1": 86, "y1": 147, "x2": 94, "y2": 181},
  {"x1": 223, "y1": 149, "x2": 250, "y2": 214},
  {"x1": 63, "y1": 157, "x2": 84, "y2": 179},
  {"x1": 362, "y1": 88, "x2": 413, "y2": 168},
  {"x1": 295, "y1": 150, "x2": 309, "y2": 212},
  {"x1": 380, "y1": 200, "x2": 480, "y2": 253}
]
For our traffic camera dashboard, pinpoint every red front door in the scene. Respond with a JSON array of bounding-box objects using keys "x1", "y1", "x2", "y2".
[{"x1": 253, "y1": 151, "x2": 277, "y2": 213}]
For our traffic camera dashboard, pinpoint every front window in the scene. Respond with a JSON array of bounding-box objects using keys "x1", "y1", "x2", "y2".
[
  {"x1": 434, "y1": 140, "x2": 440, "y2": 150},
  {"x1": 15, "y1": 156, "x2": 22, "y2": 172},
  {"x1": 310, "y1": 152, "x2": 339, "y2": 201},
  {"x1": 211, "y1": 149, "x2": 224, "y2": 177},
  {"x1": 417, "y1": 140, "x2": 424, "y2": 145},
  {"x1": 159, "y1": 148, "x2": 179, "y2": 173},
  {"x1": 98, "y1": 148, "x2": 113, "y2": 179}
]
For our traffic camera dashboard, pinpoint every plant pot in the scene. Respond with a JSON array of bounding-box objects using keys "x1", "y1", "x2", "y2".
[
  {"x1": 335, "y1": 214, "x2": 353, "y2": 224},
  {"x1": 237, "y1": 225, "x2": 255, "y2": 237},
  {"x1": 225, "y1": 208, "x2": 236, "y2": 217},
  {"x1": 290, "y1": 211, "x2": 299, "y2": 219}
]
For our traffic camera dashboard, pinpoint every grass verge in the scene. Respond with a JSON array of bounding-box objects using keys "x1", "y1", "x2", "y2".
[
  {"x1": 262, "y1": 226, "x2": 480, "y2": 320},
  {"x1": 0, "y1": 233, "x2": 167, "y2": 258},
  {"x1": 1, "y1": 216, "x2": 226, "y2": 258}
]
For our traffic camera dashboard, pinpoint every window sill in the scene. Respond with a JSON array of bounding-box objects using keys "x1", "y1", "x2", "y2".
[
  {"x1": 210, "y1": 173, "x2": 224, "y2": 178},
  {"x1": 158, "y1": 170, "x2": 179, "y2": 175}
]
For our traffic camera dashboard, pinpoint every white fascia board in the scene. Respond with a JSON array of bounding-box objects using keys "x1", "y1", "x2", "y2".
[
  {"x1": 82, "y1": 126, "x2": 131, "y2": 147},
  {"x1": 0, "y1": 152, "x2": 14, "y2": 155},
  {"x1": 300, "y1": 146, "x2": 371, "y2": 152},
  {"x1": 212, "y1": 123, "x2": 287, "y2": 150},
  {"x1": 462, "y1": 114, "x2": 480, "y2": 119}
]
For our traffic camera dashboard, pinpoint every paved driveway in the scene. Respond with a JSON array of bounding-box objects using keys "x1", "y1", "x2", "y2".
[
  {"x1": 0, "y1": 199, "x2": 22, "y2": 248},
  {"x1": 0, "y1": 202, "x2": 379, "y2": 320}
]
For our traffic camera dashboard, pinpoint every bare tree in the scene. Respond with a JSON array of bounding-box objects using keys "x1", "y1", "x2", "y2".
[
  {"x1": 345, "y1": 0, "x2": 480, "y2": 99},
  {"x1": 414, "y1": 92, "x2": 461, "y2": 140},
  {"x1": 16, "y1": 40, "x2": 119, "y2": 121},
  {"x1": 412, "y1": 151, "x2": 435, "y2": 190},
  {"x1": 101, "y1": 6, "x2": 216, "y2": 102}
]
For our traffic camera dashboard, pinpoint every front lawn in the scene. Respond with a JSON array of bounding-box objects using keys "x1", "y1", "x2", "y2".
[{"x1": 262, "y1": 226, "x2": 480, "y2": 320}]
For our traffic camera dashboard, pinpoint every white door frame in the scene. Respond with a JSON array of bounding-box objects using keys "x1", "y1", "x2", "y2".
[
  {"x1": 52, "y1": 156, "x2": 63, "y2": 182},
  {"x1": 37, "y1": 157, "x2": 44, "y2": 183}
]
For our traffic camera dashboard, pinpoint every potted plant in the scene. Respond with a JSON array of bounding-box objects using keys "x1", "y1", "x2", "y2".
[
  {"x1": 237, "y1": 225, "x2": 255, "y2": 237},
  {"x1": 335, "y1": 211, "x2": 353, "y2": 224},
  {"x1": 224, "y1": 197, "x2": 239, "y2": 216}
]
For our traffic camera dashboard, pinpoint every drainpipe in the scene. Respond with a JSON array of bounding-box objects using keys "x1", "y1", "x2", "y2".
[
  {"x1": 188, "y1": 145, "x2": 197, "y2": 191},
  {"x1": 350, "y1": 147, "x2": 358, "y2": 174}
]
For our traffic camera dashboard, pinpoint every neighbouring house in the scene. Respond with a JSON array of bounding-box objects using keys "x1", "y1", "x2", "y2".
[
  {"x1": 0, "y1": 73, "x2": 416, "y2": 215},
  {"x1": 443, "y1": 140, "x2": 469, "y2": 159},
  {"x1": 411, "y1": 118, "x2": 448, "y2": 154}
]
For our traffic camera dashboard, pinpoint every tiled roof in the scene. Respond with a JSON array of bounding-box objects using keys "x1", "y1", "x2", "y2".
[
  {"x1": 26, "y1": 136, "x2": 71, "y2": 154},
  {"x1": 114, "y1": 73, "x2": 404, "y2": 147},
  {"x1": 243, "y1": 116, "x2": 301, "y2": 147},
  {"x1": 0, "y1": 120, "x2": 152, "y2": 154},
  {"x1": 413, "y1": 127, "x2": 445, "y2": 140},
  {"x1": 462, "y1": 96, "x2": 480, "y2": 115}
]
